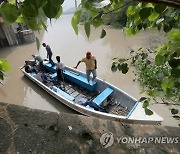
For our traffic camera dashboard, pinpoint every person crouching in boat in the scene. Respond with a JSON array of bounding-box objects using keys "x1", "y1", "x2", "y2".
[
  {"x1": 23, "y1": 61, "x2": 37, "y2": 73},
  {"x1": 74, "y1": 51, "x2": 97, "y2": 84},
  {"x1": 56, "y1": 56, "x2": 65, "y2": 85},
  {"x1": 32, "y1": 54, "x2": 44, "y2": 71}
]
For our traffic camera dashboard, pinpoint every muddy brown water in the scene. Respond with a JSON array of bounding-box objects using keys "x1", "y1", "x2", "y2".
[{"x1": 0, "y1": 14, "x2": 178, "y2": 127}]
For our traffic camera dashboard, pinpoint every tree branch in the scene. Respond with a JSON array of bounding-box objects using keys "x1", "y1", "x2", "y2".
[
  {"x1": 151, "y1": 102, "x2": 180, "y2": 106},
  {"x1": 136, "y1": 0, "x2": 180, "y2": 8},
  {"x1": 1, "y1": 0, "x2": 180, "y2": 8},
  {"x1": 151, "y1": 98, "x2": 180, "y2": 106},
  {"x1": 104, "y1": 0, "x2": 135, "y2": 14}
]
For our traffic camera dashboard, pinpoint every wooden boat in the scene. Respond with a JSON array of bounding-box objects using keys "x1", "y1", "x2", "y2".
[{"x1": 20, "y1": 61, "x2": 163, "y2": 124}]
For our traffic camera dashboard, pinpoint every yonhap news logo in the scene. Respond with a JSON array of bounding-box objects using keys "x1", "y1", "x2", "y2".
[
  {"x1": 100, "y1": 132, "x2": 114, "y2": 148},
  {"x1": 100, "y1": 132, "x2": 179, "y2": 148}
]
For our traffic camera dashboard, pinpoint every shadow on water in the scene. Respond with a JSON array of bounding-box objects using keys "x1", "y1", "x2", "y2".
[{"x1": 20, "y1": 75, "x2": 78, "y2": 115}]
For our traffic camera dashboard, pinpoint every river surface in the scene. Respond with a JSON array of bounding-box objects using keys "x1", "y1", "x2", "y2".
[{"x1": 0, "y1": 3, "x2": 178, "y2": 127}]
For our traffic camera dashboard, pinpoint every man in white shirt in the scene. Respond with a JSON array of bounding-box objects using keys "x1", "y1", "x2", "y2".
[{"x1": 56, "y1": 56, "x2": 65, "y2": 83}]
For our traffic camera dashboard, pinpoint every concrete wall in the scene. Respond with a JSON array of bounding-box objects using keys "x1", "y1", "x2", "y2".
[{"x1": 0, "y1": 21, "x2": 35, "y2": 47}]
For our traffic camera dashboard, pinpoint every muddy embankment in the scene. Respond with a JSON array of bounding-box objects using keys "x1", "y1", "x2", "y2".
[{"x1": 0, "y1": 102, "x2": 179, "y2": 153}]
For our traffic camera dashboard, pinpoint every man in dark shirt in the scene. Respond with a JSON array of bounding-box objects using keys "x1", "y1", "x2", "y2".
[
  {"x1": 42, "y1": 43, "x2": 55, "y2": 66},
  {"x1": 23, "y1": 61, "x2": 37, "y2": 73}
]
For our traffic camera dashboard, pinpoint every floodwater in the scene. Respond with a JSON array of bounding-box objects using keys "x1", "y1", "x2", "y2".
[{"x1": 0, "y1": 5, "x2": 179, "y2": 127}]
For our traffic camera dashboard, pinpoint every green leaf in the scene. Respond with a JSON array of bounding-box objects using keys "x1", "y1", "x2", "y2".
[
  {"x1": 92, "y1": 17, "x2": 103, "y2": 28},
  {"x1": 171, "y1": 68, "x2": 180, "y2": 78},
  {"x1": 55, "y1": 6, "x2": 63, "y2": 19},
  {"x1": 91, "y1": 11, "x2": 99, "y2": 19},
  {"x1": 43, "y1": 0, "x2": 60, "y2": 19},
  {"x1": 171, "y1": 108, "x2": 178, "y2": 115},
  {"x1": 100, "y1": 29, "x2": 106, "y2": 39},
  {"x1": 16, "y1": 15, "x2": 25, "y2": 23},
  {"x1": 168, "y1": 59, "x2": 180, "y2": 68},
  {"x1": 161, "y1": 77, "x2": 174, "y2": 92},
  {"x1": 147, "y1": 89, "x2": 158, "y2": 97},
  {"x1": 124, "y1": 27, "x2": 136, "y2": 36},
  {"x1": 84, "y1": 1, "x2": 90, "y2": 9},
  {"x1": 163, "y1": 24, "x2": 172, "y2": 33},
  {"x1": 40, "y1": 20, "x2": 47, "y2": 31},
  {"x1": 23, "y1": 0, "x2": 46, "y2": 9},
  {"x1": 154, "y1": 5, "x2": 166, "y2": 14},
  {"x1": 25, "y1": 17, "x2": 38, "y2": 30},
  {"x1": 139, "y1": 97, "x2": 147, "y2": 102},
  {"x1": 21, "y1": 3, "x2": 38, "y2": 17},
  {"x1": 172, "y1": 115, "x2": 180, "y2": 119},
  {"x1": 145, "y1": 108, "x2": 153, "y2": 115},
  {"x1": 139, "y1": 7, "x2": 152, "y2": 20},
  {"x1": 145, "y1": 3, "x2": 154, "y2": 8},
  {"x1": 117, "y1": 64, "x2": 122, "y2": 71},
  {"x1": 0, "y1": 71, "x2": 4, "y2": 80},
  {"x1": 71, "y1": 17, "x2": 78, "y2": 35},
  {"x1": 155, "y1": 54, "x2": 165, "y2": 66},
  {"x1": 9, "y1": 0, "x2": 16, "y2": 4},
  {"x1": 126, "y1": 6, "x2": 135, "y2": 16},
  {"x1": 112, "y1": 57, "x2": 118, "y2": 60},
  {"x1": 167, "y1": 30, "x2": 180, "y2": 42},
  {"x1": 124, "y1": 28, "x2": 132, "y2": 36},
  {"x1": 121, "y1": 63, "x2": 129, "y2": 74},
  {"x1": 73, "y1": 10, "x2": 82, "y2": 24},
  {"x1": 0, "y1": 2, "x2": 20, "y2": 24},
  {"x1": 36, "y1": 37, "x2": 40, "y2": 51},
  {"x1": 0, "y1": 59, "x2": 10, "y2": 72},
  {"x1": 111, "y1": 65, "x2": 117, "y2": 73},
  {"x1": 143, "y1": 100, "x2": 149, "y2": 108},
  {"x1": 84, "y1": 22, "x2": 90, "y2": 38},
  {"x1": 148, "y1": 11, "x2": 159, "y2": 21},
  {"x1": 59, "y1": 0, "x2": 64, "y2": 5},
  {"x1": 118, "y1": 58, "x2": 126, "y2": 63}
]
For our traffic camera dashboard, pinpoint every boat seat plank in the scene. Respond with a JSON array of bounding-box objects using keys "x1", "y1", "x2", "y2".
[
  {"x1": 71, "y1": 91, "x2": 79, "y2": 97},
  {"x1": 50, "y1": 73, "x2": 57, "y2": 79},
  {"x1": 45, "y1": 63, "x2": 56, "y2": 73},
  {"x1": 50, "y1": 86, "x2": 75, "y2": 101},
  {"x1": 93, "y1": 87, "x2": 114, "y2": 106},
  {"x1": 63, "y1": 70, "x2": 97, "y2": 92}
]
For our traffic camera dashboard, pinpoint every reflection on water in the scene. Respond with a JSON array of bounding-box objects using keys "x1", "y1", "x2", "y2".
[{"x1": 0, "y1": 14, "x2": 178, "y2": 127}]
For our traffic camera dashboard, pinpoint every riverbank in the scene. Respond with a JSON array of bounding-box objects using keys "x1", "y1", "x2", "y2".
[{"x1": 0, "y1": 102, "x2": 179, "y2": 153}]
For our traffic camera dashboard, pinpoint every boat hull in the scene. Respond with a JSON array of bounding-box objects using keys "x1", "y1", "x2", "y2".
[{"x1": 20, "y1": 65, "x2": 163, "y2": 125}]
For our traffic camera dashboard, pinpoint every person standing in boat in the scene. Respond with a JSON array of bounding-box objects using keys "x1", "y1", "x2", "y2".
[
  {"x1": 56, "y1": 56, "x2": 65, "y2": 84},
  {"x1": 42, "y1": 43, "x2": 55, "y2": 66},
  {"x1": 32, "y1": 54, "x2": 44, "y2": 71},
  {"x1": 74, "y1": 51, "x2": 97, "y2": 84}
]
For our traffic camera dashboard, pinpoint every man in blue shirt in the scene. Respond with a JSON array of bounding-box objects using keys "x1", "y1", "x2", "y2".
[{"x1": 42, "y1": 43, "x2": 55, "y2": 66}]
